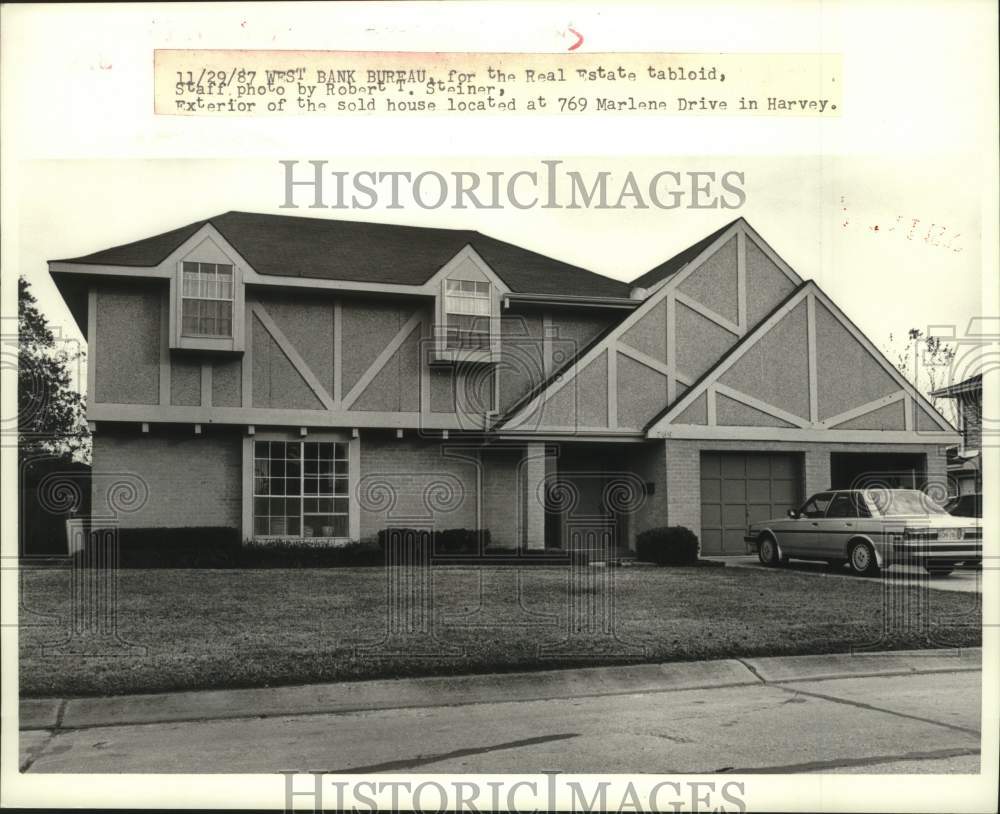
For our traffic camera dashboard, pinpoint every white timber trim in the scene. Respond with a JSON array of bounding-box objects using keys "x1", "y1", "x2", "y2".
[
  {"x1": 341, "y1": 310, "x2": 423, "y2": 410},
  {"x1": 736, "y1": 229, "x2": 748, "y2": 331},
  {"x1": 241, "y1": 298, "x2": 253, "y2": 408},
  {"x1": 159, "y1": 293, "x2": 170, "y2": 406},
  {"x1": 674, "y1": 292, "x2": 742, "y2": 337},
  {"x1": 806, "y1": 292, "x2": 819, "y2": 424},
  {"x1": 666, "y1": 292, "x2": 677, "y2": 403},
  {"x1": 333, "y1": 300, "x2": 343, "y2": 405},
  {"x1": 713, "y1": 382, "x2": 811, "y2": 428},
  {"x1": 649, "y1": 280, "x2": 959, "y2": 443},
  {"x1": 649, "y1": 285, "x2": 809, "y2": 434},
  {"x1": 616, "y1": 342, "x2": 671, "y2": 378},
  {"x1": 87, "y1": 287, "x2": 97, "y2": 412},
  {"x1": 250, "y1": 299, "x2": 337, "y2": 411},
  {"x1": 88, "y1": 402, "x2": 484, "y2": 429},
  {"x1": 607, "y1": 348, "x2": 618, "y2": 429},
  {"x1": 822, "y1": 390, "x2": 907, "y2": 429},
  {"x1": 706, "y1": 386, "x2": 718, "y2": 425},
  {"x1": 657, "y1": 425, "x2": 958, "y2": 443}
]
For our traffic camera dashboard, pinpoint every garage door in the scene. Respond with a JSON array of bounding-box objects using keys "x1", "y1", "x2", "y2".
[{"x1": 700, "y1": 453, "x2": 802, "y2": 555}]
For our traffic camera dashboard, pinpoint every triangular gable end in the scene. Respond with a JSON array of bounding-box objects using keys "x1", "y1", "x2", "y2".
[
  {"x1": 500, "y1": 219, "x2": 750, "y2": 431},
  {"x1": 647, "y1": 281, "x2": 957, "y2": 440}
]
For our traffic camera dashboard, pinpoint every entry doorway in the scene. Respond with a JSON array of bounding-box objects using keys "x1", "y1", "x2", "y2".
[{"x1": 829, "y1": 452, "x2": 927, "y2": 490}]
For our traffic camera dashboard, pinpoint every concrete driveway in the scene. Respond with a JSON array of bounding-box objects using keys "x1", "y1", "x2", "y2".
[
  {"x1": 712, "y1": 556, "x2": 983, "y2": 594},
  {"x1": 20, "y1": 649, "x2": 983, "y2": 774}
]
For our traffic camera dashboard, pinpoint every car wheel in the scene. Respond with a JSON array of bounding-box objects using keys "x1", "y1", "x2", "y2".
[
  {"x1": 849, "y1": 541, "x2": 879, "y2": 576},
  {"x1": 925, "y1": 565, "x2": 954, "y2": 577},
  {"x1": 758, "y1": 535, "x2": 781, "y2": 566}
]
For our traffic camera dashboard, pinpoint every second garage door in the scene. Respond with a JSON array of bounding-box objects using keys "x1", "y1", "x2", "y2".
[{"x1": 700, "y1": 452, "x2": 803, "y2": 555}]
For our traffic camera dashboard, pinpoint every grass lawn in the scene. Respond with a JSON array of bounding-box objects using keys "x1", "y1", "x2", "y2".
[{"x1": 19, "y1": 564, "x2": 981, "y2": 698}]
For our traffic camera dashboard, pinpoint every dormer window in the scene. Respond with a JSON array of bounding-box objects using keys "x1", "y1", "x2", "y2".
[
  {"x1": 444, "y1": 280, "x2": 491, "y2": 349},
  {"x1": 182, "y1": 262, "x2": 234, "y2": 338}
]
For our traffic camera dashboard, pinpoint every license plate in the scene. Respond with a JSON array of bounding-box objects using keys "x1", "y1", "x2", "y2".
[{"x1": 939, "y1": 528, "x2": 959, "y2": 541}]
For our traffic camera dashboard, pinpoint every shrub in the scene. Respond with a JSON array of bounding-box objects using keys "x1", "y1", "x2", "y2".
[
  {"x1": 376, "y1": 528, "x2": 492, "y2": 556},
  {"x1": 77, "y1": 527, "x2": 384, "y2": 568},
  {"x1": 82, "y1": 527, "x2": 242, "y2": 568},
  {"x1": 635, "y1": 526, "x2": 700, "y2": 565}
]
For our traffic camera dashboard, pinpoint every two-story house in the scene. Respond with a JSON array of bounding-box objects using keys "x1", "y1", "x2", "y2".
[
  {"x1": 931, "y1": 373, "x2": 982, "y2": 498},
  {"x1": 49, "y1": 212, "x2": 958, "y2": 556}
]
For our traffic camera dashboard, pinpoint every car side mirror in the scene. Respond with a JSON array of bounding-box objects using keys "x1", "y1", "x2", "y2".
[{"x1": 787, "y1": 509, "x2": 799, "y2": 519}]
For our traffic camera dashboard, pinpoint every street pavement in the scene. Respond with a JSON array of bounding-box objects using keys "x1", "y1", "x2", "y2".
[{"x1": 19, "y1": 649, "x2": 984, "y2": 774}]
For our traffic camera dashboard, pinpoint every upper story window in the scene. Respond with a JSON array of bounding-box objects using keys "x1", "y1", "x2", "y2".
[
  {"x1": 444, "y1": 279, "x2": 491, "y2": 349},
  {"x1": 181, "y1": 262, "x2": 234, "y2": 338}
]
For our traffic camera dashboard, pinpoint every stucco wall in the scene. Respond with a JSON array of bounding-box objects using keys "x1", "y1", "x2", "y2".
[
  {"x1": 620, "y1": 299, "x2": 667, "y2": 362},
  {"x1": 260, "y1": 293, "x2": 336, "y2": 399},
  {"x1": 170, "y1": 357, "x2": 201, "y2": 406},
  {"x1": 540, "y1": 350, "x2": 609, "y2": 427},
  {"x1": 815, "y1": 301, "x2": 898, "y2": 420},
  {"x1": 94, "y1": 282, "x2": 162, "y2": 405},
  {"x1": 251, "y1": 313, "x2": 325, "y2": 410},
  {"x1": 91, "y1": 428, "x2": 241, "y2": 528},
  {"x1": 617, "y1": 353, "x2": 668, "y2": 429},
  {"x1": 718, "y1": 299, "x2": 811, "y2": 420},
  {"x1": 498, "y1": 311, "x2": 545, "y2": 413},
  {"x1": 745, "y1": 239, "x2": 797, "y2": 326},
  {"x1": 678, "y1": 235, "x2": 739, "y2": 324},
  {"x1": 674, "y1": 302, "x2": 739, "y2": 383}
]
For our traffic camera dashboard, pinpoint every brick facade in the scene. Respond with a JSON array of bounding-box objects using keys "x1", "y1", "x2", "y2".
[
  {"x1": 655, "y1": 438, "x2": 947, "y2": 548},
  {"x1": 92, "y1": 427, "x2": 242, "y2": 529}
]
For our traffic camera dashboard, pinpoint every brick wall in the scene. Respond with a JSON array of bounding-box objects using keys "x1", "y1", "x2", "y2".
[
  {"x1": 961, "y1": 395, "x2": 982, "y2": 451},
  {"x1": 655, "y1": 438, "x2": 947, "y2": 548},
  {"x1": 357, "y1": 434, "x2": 480, "y2": 537},
  {"x1": 480, "y1": 446, "x2": 525, "y2": 548},
  {"x1": 91, "y1": 427, "x2": 241, "y2": 528}
]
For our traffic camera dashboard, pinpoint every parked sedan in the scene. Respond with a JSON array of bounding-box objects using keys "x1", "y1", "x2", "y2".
[{"x1": 744, "y1": 488, "x2": 982, "y2": 576}]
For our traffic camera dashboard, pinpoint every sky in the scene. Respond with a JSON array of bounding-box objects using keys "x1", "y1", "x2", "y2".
[{"x1": 16, "y1": 153, "x2": 984, "y2": 397}]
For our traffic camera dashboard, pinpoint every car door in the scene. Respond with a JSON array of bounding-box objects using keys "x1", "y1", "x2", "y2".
[
  {"x1": 817, "y1": 492, "x2": 858, "y2": 557},
  {"x1": 784, "y1": 492, "x2": 834, "y2": 555}
]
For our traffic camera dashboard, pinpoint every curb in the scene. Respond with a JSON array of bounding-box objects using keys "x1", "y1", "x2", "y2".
[{"x1": 19, "y1": 647, "x2": 981, "y2": 732}]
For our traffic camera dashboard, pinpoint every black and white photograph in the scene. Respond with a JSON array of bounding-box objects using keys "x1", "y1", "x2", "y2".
[{"x1": 1, "y1": 3, "x2": 997, "y2": 812}]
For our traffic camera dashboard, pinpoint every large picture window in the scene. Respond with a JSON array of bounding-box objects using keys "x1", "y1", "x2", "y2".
[
  {"x1": 444, "y1": 279, "x2": 491, "y2": 349},
  {"x1": 253, "y1": 441, "x2": 349, "y2": 538},
  {"x1": 181, "y1": 261, "x2": 234, "y2": 337}
]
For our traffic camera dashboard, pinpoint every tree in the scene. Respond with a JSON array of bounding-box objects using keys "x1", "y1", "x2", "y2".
[
  {"x1": 18, "y1": 276, "x2": 90, "y2": 463},
  {"x1": 885, "y1": 327, "x2": 957, "y2": 425}
]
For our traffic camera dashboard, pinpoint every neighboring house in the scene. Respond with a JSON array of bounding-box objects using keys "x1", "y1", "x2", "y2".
[
  {"x1": 930, "y1": 373, "x2": 982, "y2": 497},
  {"x1": 49, "y1": 213, "x2": 958, "y2": 556}
]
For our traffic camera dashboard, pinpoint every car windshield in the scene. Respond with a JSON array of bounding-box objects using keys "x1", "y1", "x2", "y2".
[{"x1": 864, "y1": 488, "x2": 948, "y2": 516}]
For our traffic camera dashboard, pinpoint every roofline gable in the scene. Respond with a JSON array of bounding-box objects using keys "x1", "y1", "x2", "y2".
[{"x1": 645, "y1": 280, "x2": 957, "y2": 438}]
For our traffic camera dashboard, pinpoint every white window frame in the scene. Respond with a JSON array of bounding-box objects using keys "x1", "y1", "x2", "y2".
[
  {"x1": 181, "y1": 261, "x2": 235, "y2": 339},
  {"x1": 169, "y1": 233, "x2": 246, "y2": 353},
  {"x1": 443, "y1": 279, "x2": 492, "y2": 350},
  {"x1": 251, "y1": 439, "x2": 351, "y2": 540}
]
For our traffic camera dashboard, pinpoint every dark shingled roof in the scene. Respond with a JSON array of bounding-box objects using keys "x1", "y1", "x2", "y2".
[
  {"x1": 55, "y1": 211, "x2": 632, "y2": 299},
  {"x1": 629, "y1": 217, "x2": 741, "y2": 290}
]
